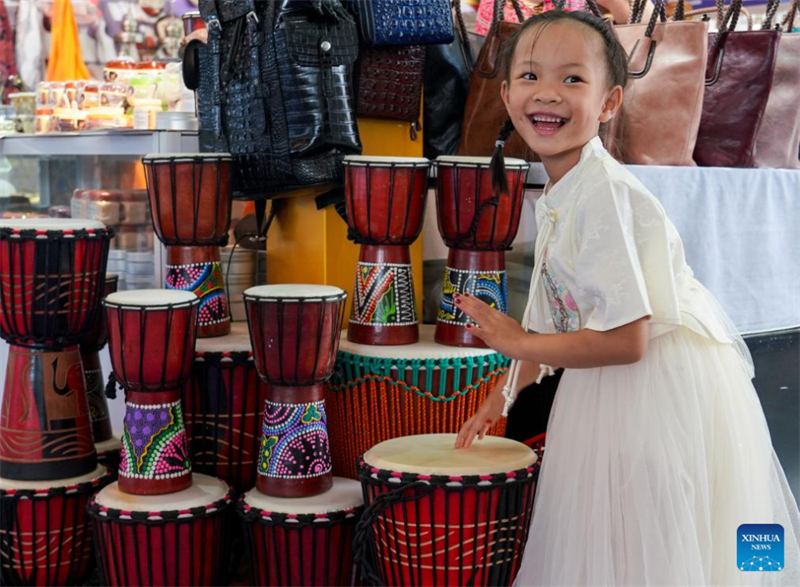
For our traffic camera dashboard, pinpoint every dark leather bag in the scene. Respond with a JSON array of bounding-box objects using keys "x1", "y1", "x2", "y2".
[
  {"x1": 754, "y1": 0, "x2": 800, "y2": 169},
  {"x1": 348, "y1": 0, "x2": 454, "y2": 46},
  {"x1": 356, "y1": 44, "x2": 425, "y2": 137},
  {"x1": 423, "y1": 0, "x2": 475, "y2": 159},
  {"x1": 690, "y1": 0, "x2": 779, "y2": 168},
  {"x1": 198, "y1": 0, "x2": 361, "y2": 199},
  {"x1": 457, "y1": 0, "x2": 533, "y2": 159}
]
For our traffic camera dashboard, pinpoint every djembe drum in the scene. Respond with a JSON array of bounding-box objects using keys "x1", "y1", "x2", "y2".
[
  {"x1": 243, "y1": 285, "x2": 347, "y2": 498},
  {"x1": 433, "y1": 156, "x2": 529, "y2": 347},
  {"x1": 143, "y1": 153, "x2": 233, "y2": 338},
  {"x1": 104, "y1": 289, "x2": 199, "y2": 495},
  {"x1": 343, "y1": 156, "x2": 430, "y2": 345},
  {"x1": 0, "y1": 466, "x2": 111, "y2": 587},
  {"x1": 0, "y1": 219, "x2": 111, "y2": 481},
  {"x1": 80, "y1": 274, "x2": 118, "y2": 447},
  {"x1": 238, "y1": 477, "x2": 364, "y2": 586},
  {"x1": 89, "y1": 473, "x2": 234, "y2": 586},
  {"x1": 326, "y1": 325, "x2": 509, "y2": 479},
  {"x1": 355, "y1": 434, "x2": 538, "y2": 586},
  {"x1": 182, "y1": 323, "x2": 269, "y2": 493}
]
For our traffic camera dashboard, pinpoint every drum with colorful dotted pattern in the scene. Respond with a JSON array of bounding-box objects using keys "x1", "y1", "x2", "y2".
[{"x1": 104, "y1": 289, "x2": 199, "y2": 495}]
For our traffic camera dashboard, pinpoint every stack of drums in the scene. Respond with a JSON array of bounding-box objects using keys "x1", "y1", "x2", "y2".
[
  {"x1": 89, "y1": 289, "x2": 234, "y2": 586},
  {"x1": 0, "y1": 219, "x2": 113, "y2": 586},
  {"x1": 237, "y1": 285, "x2": 366, "y2": 585}
]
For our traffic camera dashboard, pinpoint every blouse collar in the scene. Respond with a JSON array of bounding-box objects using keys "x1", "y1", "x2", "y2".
[{"x1": 540, "y1": 136, "x2": 605, "y2": 212}]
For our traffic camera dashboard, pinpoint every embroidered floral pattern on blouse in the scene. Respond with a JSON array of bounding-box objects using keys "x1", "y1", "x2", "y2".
[{"x1": 541, "y1": 262, "x2": 581, "y2": 333}]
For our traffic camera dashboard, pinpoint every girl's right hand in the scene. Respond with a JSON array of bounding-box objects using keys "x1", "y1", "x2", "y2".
[{"x1": 454, "y1": 388, "x2": 506, "y2": 449}]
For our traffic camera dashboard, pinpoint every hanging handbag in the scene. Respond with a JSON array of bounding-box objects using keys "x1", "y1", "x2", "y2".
[
  {"x1": 423, "y1": 0, "x2": 475, "y2": 159},
  {"x1": 198, "y1": 0, "x2": 361, "y2": 199},
  {"x1": 688, "y1": 0, "x2": 779, "y2": 168},
  {"x1": 605, "y1": 0, "x2": 708, "y2": 166},
  {"x1": 457, "y1": 0, "x2": 534, "y2": 159},
  {"x1": 348, "y1": 0, "x2": 454, "y2": 46},
  {"x1": 355, "y1": 44, "x2": 425, "y2": 139},
  {"x1": 754, "y1": 0, "x2": 800, "y2": 169}
]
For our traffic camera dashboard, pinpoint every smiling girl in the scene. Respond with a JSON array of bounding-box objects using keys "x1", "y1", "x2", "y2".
[{"x1": 453, "y1": 9, "x2": 800, "y2": 586}]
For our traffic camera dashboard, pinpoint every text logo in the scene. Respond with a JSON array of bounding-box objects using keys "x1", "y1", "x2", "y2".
[{"x1": 738, "y1": 524, "x2": 784, "y2": 572}]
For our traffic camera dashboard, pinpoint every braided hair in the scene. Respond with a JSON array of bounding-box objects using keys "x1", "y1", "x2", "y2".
[{"x1": 489, "y1": 8, "x2": 629, "y2": 195}]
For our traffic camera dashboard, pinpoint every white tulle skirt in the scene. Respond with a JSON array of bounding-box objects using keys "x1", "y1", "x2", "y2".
[{"x1": 515, "y1": 327, "x2": 800, "y2": 586}]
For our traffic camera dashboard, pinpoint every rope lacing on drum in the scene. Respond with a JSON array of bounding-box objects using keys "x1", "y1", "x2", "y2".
[{"x1": 352, "y1": 480, "x2": 432, "y2": 587}]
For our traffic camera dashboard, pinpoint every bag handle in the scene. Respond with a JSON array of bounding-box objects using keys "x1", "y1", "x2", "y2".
[
  {"x1": 488, "y1": 0, "x2": 527, "y2": 37},
  {"x1": 786, "y1": 0, "x2": 800, "y2": 30},
  {"x1": 761, "y1": 0, "x2": 782, "y2": 30},
  {"x1": 704, "y1": 0, "x2": 744, "y2": 86},
  {"x1": 453, "y1": 0, "x2": 475, "y2": 73}
]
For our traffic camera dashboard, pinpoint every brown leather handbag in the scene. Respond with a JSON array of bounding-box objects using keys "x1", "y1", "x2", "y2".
[
  {"x1": 356, "y1": 44, "x2": 426, "y2": 139},
  {"x1": 606, "y1": 0, "x2": 708, "y2": 166},
  {"x1": 754, "y1": 0, "x2": 800, "y2": 169},
  {"x1": 457, "y1": 0, "x2": 534, "y2": 159},
  {"x1": 690, "y1": 0, "x2": 780, "y2": 168}
]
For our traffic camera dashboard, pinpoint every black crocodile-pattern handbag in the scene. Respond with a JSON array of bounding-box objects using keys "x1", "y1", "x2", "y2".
[{"x1": 197, "y1": 0, "x2": 362, "y2": 199}]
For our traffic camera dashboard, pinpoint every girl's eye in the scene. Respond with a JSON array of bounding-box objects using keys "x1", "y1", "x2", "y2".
[
  {"x1": 521, "y1": 72, "x2": 538, "y2": 81},
  {"x1": 564, "y1": 75, "x2": 583, "y2": 84}
]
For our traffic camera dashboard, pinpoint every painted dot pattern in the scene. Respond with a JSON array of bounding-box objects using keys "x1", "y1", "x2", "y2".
[
  {"x1": 119, "y1": 400, "x2": 191, "y2": 479},
  {"x1": 257, "y1": 400, "x2": 332, "y2": 480}
]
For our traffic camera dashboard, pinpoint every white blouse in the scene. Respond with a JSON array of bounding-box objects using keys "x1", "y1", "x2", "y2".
[{"x1": 525, "y1": 137, "x2": 732, "y2": 345}]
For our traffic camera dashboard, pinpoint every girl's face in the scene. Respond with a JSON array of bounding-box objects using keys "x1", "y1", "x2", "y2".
[{"x1": 501, "y1": 21, "x2": 623, "y2": 178}]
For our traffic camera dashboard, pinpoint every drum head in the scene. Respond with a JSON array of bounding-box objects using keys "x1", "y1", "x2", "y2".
[
  {"x1": 243, "y1": 284, "x2": 346, "y2": 301},
  {"x1": 343, "y1": 155, "x2": 430, "y2": 166},
  {"x1": 95, "y1": 473, "x2": 228, "y2": 511},
  {"x1": 0, "y1": 218, "x2": 106, "y2": 231},
  {"x1": 105, "y1": 289, "x2": 197, "y2": 307},
  {"x1": 435, "y1": 155, "x2": 529, "y2": 169},
  {"x1": 363, "y1": 433, "x2": 535, "y2": 476},
  {"x1": 338, "y1": 324, "x2": 496, "y2": 359},
  {"x1": 194, "y1": 322, "x2": 252, "y2": 353},
  {"x1": 0, "y1": 465, "x2": 107, "y2": 490},
  {"x1": 243, "y1": 477, "x2": 363, "y2": 515}
]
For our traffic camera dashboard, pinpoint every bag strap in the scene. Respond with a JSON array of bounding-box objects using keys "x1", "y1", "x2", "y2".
[
  {"x1": 761, "y1": 0, "x2": 782, "y2": 30},
  {"x1": 488, "y1": 0, "x2": 526, "y2": 38},
  {"x1": 786, "y1": 0, "x2": 800, "y2": 30},
  {"x1": 453, "y1": 0, "x2": 475, "y2": 72}
]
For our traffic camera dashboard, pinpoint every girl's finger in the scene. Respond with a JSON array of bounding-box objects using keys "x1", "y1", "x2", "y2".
[
  {"x1": 465, "y1": 323, "x2": 488, "y2": 341},
  {"x1": 455, "y1": 418, "x2": 476, "y2": 448}
]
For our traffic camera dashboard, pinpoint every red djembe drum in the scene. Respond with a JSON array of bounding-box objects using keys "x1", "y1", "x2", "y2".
[
  {"x1": 0, "y1": 466, "x2": 112, "y2": 587},
  {"x1": 104, "y1": 289, "x2": 199, "y2": 495},
  {"x1": 80, "y1": 275, "x2": 118, "y2": 447},
  {"x1": 182, "y1": 323, "x2": 269, "y2": 493},
  {"x1": 143, "y1": 153, "x2": 233, "y2": 338},
  {"x1": 243, "y1": 285, "x2": 347, "y2": 498},
  {"x1": 355, "y1": 434, "x2": 539, "y2": 587},
  {"x1": 89, "y1": 474, "x2": 234, "y2": 586},
  {"x1": 343, "y1": 156, "x2": 430, "y2": 345},
  {"x1": 0, "y1": 219, "x2": 111, "y2": 481},
  {"x1": 433, "y1": 156, "x2": 529, "y2": 347},
  {"x1": 238, "y1": 477, "x2": 364, "y2": 586}
]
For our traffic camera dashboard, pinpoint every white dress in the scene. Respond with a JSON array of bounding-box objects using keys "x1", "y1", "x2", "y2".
[{"x1": 513, "y1": 138, "x2": 800, "y2": 586}]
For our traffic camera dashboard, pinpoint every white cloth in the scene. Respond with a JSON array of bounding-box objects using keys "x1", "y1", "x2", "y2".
[
  {"x1": 14, "y1": 0, "x2": 43, "y2": 90},
  {"x1": 513, "y1": 138, "x2": 800, "y2": 586}
]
